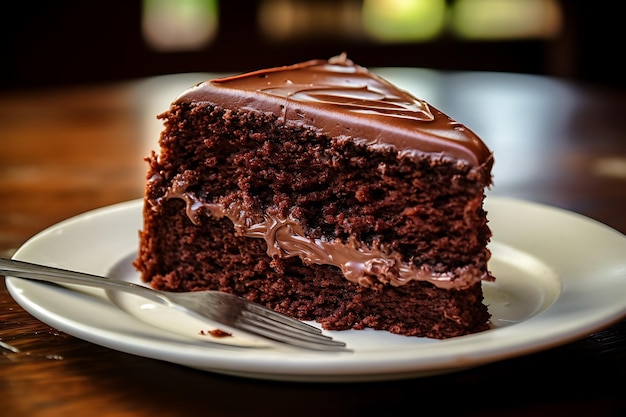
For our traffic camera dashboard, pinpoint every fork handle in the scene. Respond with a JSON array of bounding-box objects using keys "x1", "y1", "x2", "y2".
[{"x1": 0, "y1": 257, "x2": 168, "y2": 305}]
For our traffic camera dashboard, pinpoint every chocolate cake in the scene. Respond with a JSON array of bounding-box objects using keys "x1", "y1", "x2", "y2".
[{"x1": 134, "y1": 54, "x2": 495, "y2": 339}]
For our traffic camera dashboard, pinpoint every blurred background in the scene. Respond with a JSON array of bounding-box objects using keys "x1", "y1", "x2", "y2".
[{"x1": 0, "y1": 0, "x2": 622, "y2": 92}]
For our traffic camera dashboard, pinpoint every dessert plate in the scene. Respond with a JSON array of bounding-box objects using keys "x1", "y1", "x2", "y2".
[{"x1": 6, "y1": 197, "x2": 626, "y2": 382}]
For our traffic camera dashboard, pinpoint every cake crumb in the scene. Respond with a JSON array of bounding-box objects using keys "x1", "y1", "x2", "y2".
[{"x1": 199, "y1": 329, "x2": 233, "y2": 338}]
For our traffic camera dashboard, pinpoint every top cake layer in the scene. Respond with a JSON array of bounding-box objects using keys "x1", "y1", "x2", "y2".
[{"x1": 175, "y1": 54, "x2": 493, "y2": 167}]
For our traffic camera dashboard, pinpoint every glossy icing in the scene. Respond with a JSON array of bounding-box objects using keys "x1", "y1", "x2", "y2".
[{"x1": 175, "y1": 54, "x2": 492, "y2": 166}]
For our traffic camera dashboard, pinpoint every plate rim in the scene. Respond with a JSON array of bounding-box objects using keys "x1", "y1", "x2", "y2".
[{"x1": 6, "y1": 196, "x2": 626, "y2": 382}]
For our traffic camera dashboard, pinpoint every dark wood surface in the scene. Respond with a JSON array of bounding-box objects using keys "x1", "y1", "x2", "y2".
[{"x1": 1, "y1": 70, "x2": 625, "y2": 416}]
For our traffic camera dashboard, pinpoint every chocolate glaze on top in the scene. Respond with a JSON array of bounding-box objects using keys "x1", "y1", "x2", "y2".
[{"x1": 175, "y1": 53, "x2": 493, "y2": 166}]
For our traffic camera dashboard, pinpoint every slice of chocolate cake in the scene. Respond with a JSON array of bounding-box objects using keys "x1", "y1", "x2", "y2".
[{"x1": 134, "y1": 54, "x2": 495, "y2": 339}]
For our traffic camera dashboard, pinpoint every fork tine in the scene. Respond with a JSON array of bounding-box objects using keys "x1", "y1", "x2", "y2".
[
  {"x1": 235, "y1": 315, "x2": 350, "y2": 351},
  {"x1": 216, "y1": 292, "x2": 324, "y2": 335},
  {"x1": 241, "y1": 302, "x2": 323, "y2": 335},
  {"x1": 186, "y1": 292, "x2": 349, "y2": 350},
  {"x1": 240, "y1": 310, "x2": 339, "y2": 344}
]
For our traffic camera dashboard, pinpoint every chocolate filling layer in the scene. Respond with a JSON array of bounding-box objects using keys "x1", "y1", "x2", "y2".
[{"x1": 160, "y1": 176, "x2": 487, "y2": 290}]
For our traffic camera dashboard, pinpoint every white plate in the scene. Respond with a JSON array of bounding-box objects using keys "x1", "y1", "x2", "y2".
[{"x1": 6, "y1": 197, "x2": 626, "y2": 382}]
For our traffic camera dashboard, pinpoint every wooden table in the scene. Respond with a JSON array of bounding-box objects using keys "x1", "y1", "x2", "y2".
[{"x1": 1, "y1": 70, "x2": 625, "y2": 416}]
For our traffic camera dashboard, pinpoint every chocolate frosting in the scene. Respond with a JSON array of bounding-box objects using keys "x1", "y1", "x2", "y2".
[{"x1": 175, "y1": 53, "x2": 492, "y2": 166}]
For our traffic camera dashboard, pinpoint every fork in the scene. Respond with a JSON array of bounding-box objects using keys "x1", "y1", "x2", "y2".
[{"x1": 0, "y1": 258, "x2": 349, "y2": 352}]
